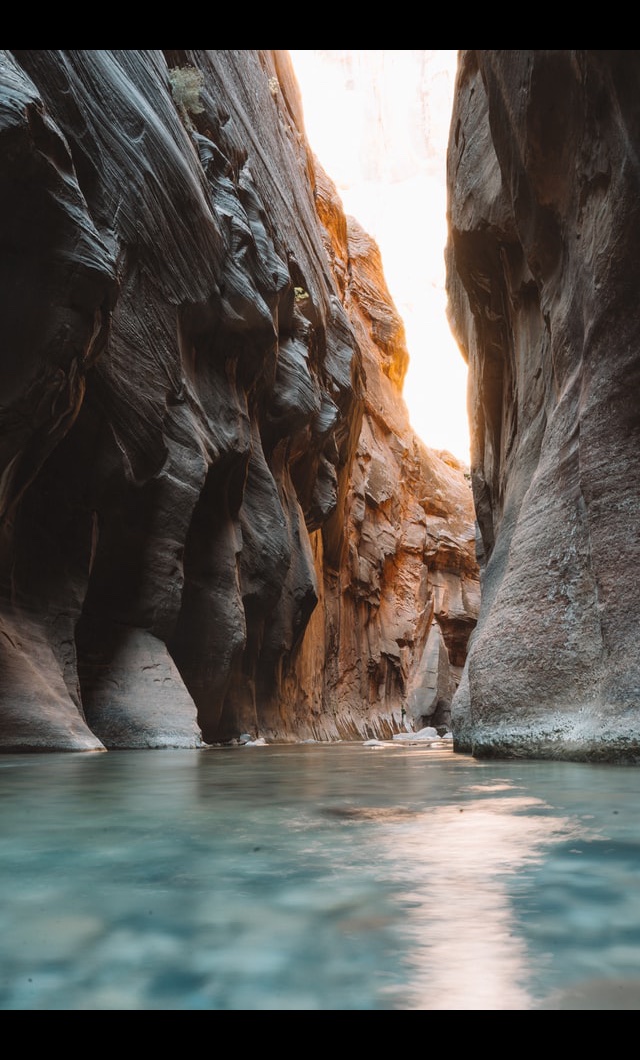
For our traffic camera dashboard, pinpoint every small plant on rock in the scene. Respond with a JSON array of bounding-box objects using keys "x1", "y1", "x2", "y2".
[{"x1": 168, "y1": 65, "x2": 205, "y2": 128}]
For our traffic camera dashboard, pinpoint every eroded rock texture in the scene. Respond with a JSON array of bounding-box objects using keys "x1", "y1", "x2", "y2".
[
  {"x1": 264, "y1": 173, "x2": 479, "y2": 741},
  {"x1": 446, "y1": 50, "x2": 640, "y2": 761},
  {"x1": 0, "y1": 48, "x2": 477, "y2": 751}
]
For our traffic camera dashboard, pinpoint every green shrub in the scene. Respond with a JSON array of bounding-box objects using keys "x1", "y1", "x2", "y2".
[{"x1": 168, "y1": 65, "x2": 205, "y2": 118}]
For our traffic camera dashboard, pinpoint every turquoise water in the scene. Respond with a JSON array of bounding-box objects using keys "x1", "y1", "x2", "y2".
[{"x1": 1, "y1": 741, "x2": 640, "y2": 1010}]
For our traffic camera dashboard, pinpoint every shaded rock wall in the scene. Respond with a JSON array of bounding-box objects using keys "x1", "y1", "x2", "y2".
[
  {"x1": 0, "y1": 49, "x2": 477, "y2": 751},
  {"x1": 446, "y1": 50, "x2": 640, "y2": 762}
]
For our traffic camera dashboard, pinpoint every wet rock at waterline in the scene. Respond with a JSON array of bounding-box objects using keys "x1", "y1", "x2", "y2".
[
  {"x1": 446, "y1": 50, "x2": 640, "y2": 762},
  {"x1": 0, "y1": 50, "x2": 478, "y2": 751}
]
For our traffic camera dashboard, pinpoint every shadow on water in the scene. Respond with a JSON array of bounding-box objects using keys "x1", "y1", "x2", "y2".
[{"x1": 1, "y1": 743, "x2": 640, "y2": 1009}]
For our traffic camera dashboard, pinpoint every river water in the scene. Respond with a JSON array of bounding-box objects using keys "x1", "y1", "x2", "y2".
[{"x1": 1, "y1": 738, "x2": 640, "y2": 1010}]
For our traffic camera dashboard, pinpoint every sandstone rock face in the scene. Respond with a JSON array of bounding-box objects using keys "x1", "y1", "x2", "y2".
[
  {"x1": 0, "y1": 49, "x2": 478, "y2": 751},
  {"x1": 266, "y1": 175, "x2": 480, "y2": 741},
  {"x1": 446, "y1": 50, "x2": 640, "y2": 762}
]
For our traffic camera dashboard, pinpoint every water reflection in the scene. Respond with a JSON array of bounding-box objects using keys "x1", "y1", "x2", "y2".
[
  {"x1": 1, "y1": 744, "x2": 639, "y2": 1009},
  {"x1": 378, "y1": 787, "x2": 591, "y2": 1009}
]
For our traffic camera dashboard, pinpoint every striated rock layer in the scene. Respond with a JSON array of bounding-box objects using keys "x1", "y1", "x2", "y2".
[
  {"x1": 0, "y1": 49, "x2": 477, "y2": 751},
  {"x1": 264, "y1": 172, "x2": 479, "y2": 742},
  {"x1": 446, "y1": 50, "x2": 640, "y2": 762}
]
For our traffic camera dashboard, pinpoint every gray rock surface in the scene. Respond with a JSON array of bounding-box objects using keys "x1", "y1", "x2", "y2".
[{"x1": 446, "y1": 50, "x2": 640, "y2": 761}]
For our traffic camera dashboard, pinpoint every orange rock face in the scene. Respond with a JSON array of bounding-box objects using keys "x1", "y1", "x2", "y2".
[{"x1": 259, "y1": 164, "x2": 479, "y2": 741}]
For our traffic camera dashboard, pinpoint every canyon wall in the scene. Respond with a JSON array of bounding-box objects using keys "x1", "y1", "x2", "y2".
[
  {"x1": 0, "y1": 49, "x2": 478, "y2": 751},
  {"x1": 446, "y1": 50, "x2": 640, "y2": 762},
  {"x1": 282, "y1": 171, "x2": 479, "y2": 741}
]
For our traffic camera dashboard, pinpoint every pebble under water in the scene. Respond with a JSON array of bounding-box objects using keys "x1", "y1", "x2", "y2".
[{"x1": 1, "y1": 740, "x2": 640, "y2": 1010}]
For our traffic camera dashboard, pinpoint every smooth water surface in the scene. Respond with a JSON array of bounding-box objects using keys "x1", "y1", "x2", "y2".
[{"x1": 1, "y1": 740, "x2": 640, "y2": 1010}]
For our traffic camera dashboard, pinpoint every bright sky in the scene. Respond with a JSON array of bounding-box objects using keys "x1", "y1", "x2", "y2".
[{"x1": 288, "y1": 50, "x2": 470, "y2": 465}]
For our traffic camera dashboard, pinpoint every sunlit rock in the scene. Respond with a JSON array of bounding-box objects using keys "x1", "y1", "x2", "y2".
[
  {"x1": 446, "y1": 50, "x2": 640, "y2": 762},
  {"x1": 261, "y1": 171, "x2": 480, "y2": 742}
]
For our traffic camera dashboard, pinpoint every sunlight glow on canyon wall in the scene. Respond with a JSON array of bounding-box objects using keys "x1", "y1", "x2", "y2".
[{"x1": 289, "y1": 49, "x2": 470, "y2": 464}]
